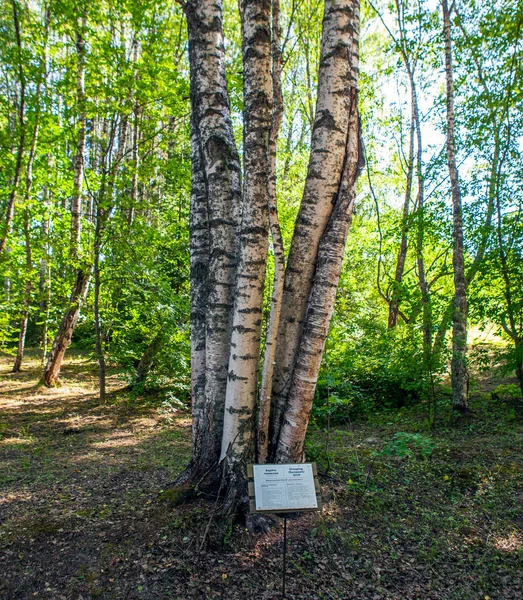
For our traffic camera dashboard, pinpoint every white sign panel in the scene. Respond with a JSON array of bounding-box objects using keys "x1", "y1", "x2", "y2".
[{"x1": 253, "y1": 463, "x2": 318, "y2": 511}]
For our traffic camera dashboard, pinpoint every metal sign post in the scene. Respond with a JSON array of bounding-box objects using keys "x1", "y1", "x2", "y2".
[
  {"x1": 282, "y1": 515, "x2": 287, "y2": 598},
  {"x1": 248, "y1": 463, "x2": 322, "y2": 598}
]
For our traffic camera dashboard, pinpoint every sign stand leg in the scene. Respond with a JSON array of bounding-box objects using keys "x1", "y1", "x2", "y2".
[{"x1": 282, "y1": 516, "x2": 287, "y2": 598}]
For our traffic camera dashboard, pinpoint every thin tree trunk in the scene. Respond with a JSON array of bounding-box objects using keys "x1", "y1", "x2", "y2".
[
  {"x1": 258, "y1": 0, "x2": 285, "y2": 463},
  {"x1": 12, "y1": 208, "x2": 32, "y2": 372},
  {"x1": 43, "y1": 18, "x2": 89, "y2": 386},
  {"x1": 70, "y1": 21, "x2": 87, "y2": 255},
  {"x1": 93, "y1": 111, "x2": 127, "y2": 403},
  {"x1": 220, "y1": 0, "x2": 273, "y2": 495},
  {"x1": 270, "y1": 0, "x2": 361, "y2": 452},
  {"x1": 12, "y1": 8, "x2": 49, "y2": 372},
  {"x1": 128, "y1": 38, "x2": 140, "y2": 227},
  {"x1": 0, "y1": 0, "x2": 25, "y2": 256},
  {"x1": 40, "y1": 171, "x2": 51, "y2": 361},
  {"x1": 133, "y1": 331, "x2": 165, "y2": 386},
  {"x1": 93, "y1": 205, "x2": 106, "y2": 403},
  {"x1": 516, "y1": 344, "x2": 523, "y2": 397},
  {"x1": 442, "y1": 0, "x2": 468, "y2": 411},
  {"x1": 12, "y1": 121, "x2": 39, "y2": 372},
  {"x1": 388, "y1": 102, "x2": 414, "y2": 328},
  {"x1": 412, "y1": 83, "x2": 433, "y2": 416},
  {"x1": 495, "y1": 177, "x2": 523, "y2": 396}
]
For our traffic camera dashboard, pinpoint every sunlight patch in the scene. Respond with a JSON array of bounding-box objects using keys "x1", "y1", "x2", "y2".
[{"x1": 491, "y1": 531, "x2": 523, "y2": 553}]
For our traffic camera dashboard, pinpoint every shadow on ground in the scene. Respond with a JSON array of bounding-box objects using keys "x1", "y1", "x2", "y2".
[{"x1": 1, "y1": 350, "x2": 522, "y2": 599}]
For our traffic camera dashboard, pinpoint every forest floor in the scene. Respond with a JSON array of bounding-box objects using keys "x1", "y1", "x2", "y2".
[{"x1": 1, "y1": 350, "x2": 522, "y2": 600}]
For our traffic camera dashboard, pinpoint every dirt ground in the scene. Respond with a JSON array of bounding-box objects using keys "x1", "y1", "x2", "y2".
[{"x1": 1, "y1": 350, "x2": 522, "y2": 599}]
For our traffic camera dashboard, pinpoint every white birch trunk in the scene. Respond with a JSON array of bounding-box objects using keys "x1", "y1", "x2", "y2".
[
  {"x1": 257, "y1": 0, "x2": 285, "y2": 464},
  {"x1": 442, "y1": 0, "x2": 468, "y2": 411},
  {"x1": 270, "y1": 0, "x2": 361, "y2": 451},
  {"x1": 180, "y1": 0, "x2": 242, "y2": 482},
  {"x1": 220, "y1": 0, "x2": 273, "y2": 473},
  {"x1": 276, "y1": 83, "x2": 362, "y2": 462}
]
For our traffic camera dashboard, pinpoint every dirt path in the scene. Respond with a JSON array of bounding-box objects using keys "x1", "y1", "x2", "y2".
[
  {"x1": 1, "y1": 351, "x2": 522, "y2": 599},
  {"x1": 0, "y1": 351, "x2": 193, "y2": 599}
]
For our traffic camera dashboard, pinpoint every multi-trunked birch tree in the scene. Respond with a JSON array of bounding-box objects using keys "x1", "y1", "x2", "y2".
[{"x1": 176, "y1": 0, "x2": 363, "y2": 515}]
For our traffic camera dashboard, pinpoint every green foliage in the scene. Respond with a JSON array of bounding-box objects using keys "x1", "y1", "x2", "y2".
[
  {"x1": 491, "y1": 383, "x2": 521, "y2": 402},
  {"x1": 1, "y1": 0, "x2": 523, "y2": 415},
  {"x1": 381, "y1": 432, "x2": 435, "y2": 460}
]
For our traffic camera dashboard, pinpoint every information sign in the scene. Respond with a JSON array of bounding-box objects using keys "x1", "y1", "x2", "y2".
[{"x1": 252, "y1": 463, "x2": 318, "y2": 512}]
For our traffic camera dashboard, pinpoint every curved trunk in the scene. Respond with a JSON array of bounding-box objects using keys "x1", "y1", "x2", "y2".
[
  {"x1": 43, "y1": 19, "x2": 88, "y2": 386},
  {"x1": 270, "y1": 0, "x2": 361, "y2": 452},
  {"x1": 43, "y1": 269, "x2": 91, "y2": 386},
  {"x1": 275, "y1": 84, "x2": 362, "y2": 462}
]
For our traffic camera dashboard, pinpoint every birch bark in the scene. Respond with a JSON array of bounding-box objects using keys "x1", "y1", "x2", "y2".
[
  {"x1": 276, "y1": 82, "x2": 363, "y2": 462},
  {"x1": 257, "y1": 0, "x2": 285, "y2": 464},
  {"x1": 442, "y1": 0, "x2": 468, "y2": 411},
  {"x1": 270, "y1": 0, "x2": 361, "y2": 452},
  {"x1": 220, "y1": 0, "x2": 273, "y2": 477},
  {"x1": 180, "y1": 0, "x2": 242, "y2": 482}
]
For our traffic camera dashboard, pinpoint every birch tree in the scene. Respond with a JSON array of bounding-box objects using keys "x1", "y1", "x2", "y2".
[
  {"x1": 442, "y1": 0, "x2": 468, "y2": 411},
  {"x1": 177, "y1": 0, "x2": 363, "y2": 514}
]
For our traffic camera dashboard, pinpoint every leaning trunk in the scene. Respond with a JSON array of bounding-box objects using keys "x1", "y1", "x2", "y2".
[
  {"x1": 43, "y1": 19, "x2": 88, "y2": 386},
  {"x1": 43, "y1": 269, "x2": 91, "y2": 386},
  {"x1": 270, "y1": 0, "x2": 361, "y2": 452},
  {"x1": 275, "y1": 83, "x2": 363, "y2": 462}
]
